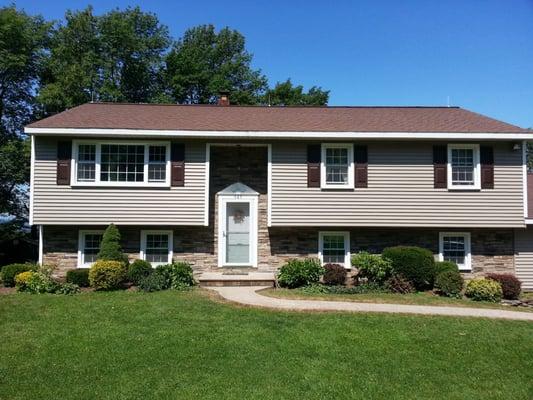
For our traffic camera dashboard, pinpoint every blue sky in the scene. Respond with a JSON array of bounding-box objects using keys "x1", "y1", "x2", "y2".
[{"x1": 6, "y1": 0, "x2": 533, "y2": 128}]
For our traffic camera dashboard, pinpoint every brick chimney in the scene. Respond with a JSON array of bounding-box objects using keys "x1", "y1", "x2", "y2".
[{"x1": 218, "y1": 91, "x2": 230, "y2": 106}]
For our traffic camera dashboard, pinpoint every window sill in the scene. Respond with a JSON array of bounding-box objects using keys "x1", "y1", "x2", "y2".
[
  {"x1": 71, "y1": 182, "x2": 171, "y2": 189},
  {"x1": 447, "y1": 186, "x2": 480, "y2": 191},
  {"x1": 320, "y1": 185, "x2": 354, "y2": 191}
]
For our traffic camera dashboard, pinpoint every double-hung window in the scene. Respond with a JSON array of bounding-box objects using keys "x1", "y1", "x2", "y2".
[
  {"x1": 447, "y1": 144, "x2": 480, "y2": 189},
  {"x1": 73, "y1": 141, "x2": 171, "y2": 187},
  {"x1": 78, "y1": 230, "x2": 103, "y2": 267},
  {"x1": 439, "y1": 232, "x2": 471, "y2": 271},
  {"x1": 318, "y1": 231, "x2": 350, "y2": 268},
  {"x1": 321, "y1": 144, "x2": 354, "y2": 189},
  {"x1": 140, "y1": 230, "x2": 173, "y2": 266}
]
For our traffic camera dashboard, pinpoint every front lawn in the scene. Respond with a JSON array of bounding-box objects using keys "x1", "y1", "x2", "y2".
[{"x1": 0, "y1": 289, "x2": 531, "y2": 399}]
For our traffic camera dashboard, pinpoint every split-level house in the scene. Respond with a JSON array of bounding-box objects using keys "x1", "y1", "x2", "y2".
[{"x1": 26, "y1": 99, "x2": 533, "y2": 289}]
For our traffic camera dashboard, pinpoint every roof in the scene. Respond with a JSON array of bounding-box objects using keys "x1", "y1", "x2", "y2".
[{"x1": 26, "y1": 103, "x2": 527, "y2": 133}]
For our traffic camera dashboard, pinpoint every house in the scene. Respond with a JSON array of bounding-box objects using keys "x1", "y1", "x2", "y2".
[{"x1": 25, "y1": 99, "x2": 533, "y2": 289}]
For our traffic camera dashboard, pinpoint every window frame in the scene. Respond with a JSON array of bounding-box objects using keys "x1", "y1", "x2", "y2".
[
  {"x1": 438, "y1": 231, "x2": 471, "y2": 271},
  {"x1": 71, "y1": 140, "x2": 171, "y2": 187},
  {"x1": 318, "y1": 231, "x2": 351, "y2": 269},
  {"x1": 320, "y1": 143, "x2": 354, "y2": 189},
  {"x1": 77, "y1": 229, "x2": 104, "y2": 268},
  {"x1": 447, "y1": 144, "x2": 481, "y2": 190},
  {"x1": 140, "y1": 230, "x2": 173, "y2": 266}
]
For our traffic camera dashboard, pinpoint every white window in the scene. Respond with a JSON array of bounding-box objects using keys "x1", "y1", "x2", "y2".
[
  {"x1": 140, "y1": 230, "x2": 173, "y2": 266},
  {"x1": 439, "y1": 232, "x2": 471, "y2": 271},
  {"x1": 447, "y1": 144, "x2": 480, "y2": 190},
  {"x1": 78, "y1": 230, "x2": 103, "y2": 267},
  {"x1": 318, "y1": 231, "x2": 350, "y2": 268},
  {"x1": 321, "y1": 144, "x2": 354, "y2": 189},
  {"x1": 72, "y1": 141, "x2": 171, "y2": 187}
]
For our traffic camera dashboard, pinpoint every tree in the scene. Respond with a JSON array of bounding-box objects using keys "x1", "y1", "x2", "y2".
[
  {"x1": 97, "y1": 224, "x2": 128, "y2": 264},
  {"x1": 262, "y1": 79, "x2": 329, "y2": 106},
  {"x1": 165, "y1": 25, "x2": 268, "y2": 105}
]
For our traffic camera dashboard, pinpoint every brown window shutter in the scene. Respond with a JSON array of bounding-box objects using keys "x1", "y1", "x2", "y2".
[
  {"x1": 354, "y1": 145, "x2": 368, "y2": 188},
  {"x1": 480, "y1": 146, "x2": 494, "y2": 189},
  {"x1": 307, "y1": 144, "x2": 321, "y2": 187},
  {"x1": 56, "y1": 141, "x2": 72, "y2": 185},
  {"x1": 433, "y1": 145, "x2": 447, "y2": 188},
  {"x1": 171, "y1": 143, "x2": 185, "y2": 186}
]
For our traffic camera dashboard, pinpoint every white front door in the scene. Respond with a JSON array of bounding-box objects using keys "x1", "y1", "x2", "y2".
[{"x1": 218, "y1": 196, "x2": 258, "y2": 267}]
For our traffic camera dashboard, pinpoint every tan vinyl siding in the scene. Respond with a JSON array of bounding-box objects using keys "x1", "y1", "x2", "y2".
[
  {"x1": 514, "y1": 228, "x2": 533, "y2": 290},
  {"x1": 33, "y1": 137, "x2": 206, "y2": 225},
  {"x1": 271, "y1": 141, "x2": 524, "y2": 227}
]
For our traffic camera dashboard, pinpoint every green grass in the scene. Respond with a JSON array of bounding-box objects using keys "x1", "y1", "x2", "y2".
[
  {"x1": 261, "y1": 288, "x2": 533, "y2": 312},
  {"x1": 0, "y1": 290, "x2": 532, "y2": 400}
]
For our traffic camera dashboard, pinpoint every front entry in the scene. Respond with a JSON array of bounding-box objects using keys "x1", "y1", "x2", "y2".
[{"x1": 217, "y1": 183, "x2": 258, "y2": 267}]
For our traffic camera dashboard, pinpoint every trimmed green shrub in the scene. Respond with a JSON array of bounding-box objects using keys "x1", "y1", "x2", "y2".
[
  {"x1": 128, "y1": 260, "x2": 153, "y2": 285},
  {"x1": 381, "y1": 246, "x2": 436, "y2": 290},
  {"x1": 25, "y1": 272, "x2": 60, "y2": 294},
  {"x1": 385, "y1": 274, "x2": 414, "y2": 294},
  {"x1": 97, "y1": 224, "x2": 128, "y2": 265},
  {"x1": 435, "y1": 261, "x2": 459, "y2": 275},
  {"x1": 465, "y1": 278, "x2": 503, "y2": 302},
  {"x1": 352, "y1": 252, "x2": 393, "y2": 284},
  {"x1": 139, "y1": 273, "x2": 167, "y2": 292},
  {"x1": 434, "y1": 270, "x2": 464, "y2": 298},
  {"x1": 1, "y1": 263, "x2": 37, "y2": 287},
  {"x1": 322, "y1": 263, "x2": 347, "y2": 286},
  {"x1": 55, "y1": 282, "x2": 80, "y2": 295},
  {"x1": 89, "y1": 260, "x2": 127, "y2": 291},
  {"x1": 154, "y1": 262, "x2": 194, "y2": 289},
  {"x1": 66, "y1": 269, "x2": 90, "y2": 287},
  {"x1": 277, "y1": 258, "x2": 325, "y2": 289},
  {"x1": 14, "y1": 271, "x2": 36, "y2": 291},
  {"x1": 486, "y1": 273, "x2": 522, "y2": 300}
]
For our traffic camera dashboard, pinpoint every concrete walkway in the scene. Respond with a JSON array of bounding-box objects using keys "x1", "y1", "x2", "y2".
[{"x1": 209, "y1": 286, "x2": 533, "y2": 321}]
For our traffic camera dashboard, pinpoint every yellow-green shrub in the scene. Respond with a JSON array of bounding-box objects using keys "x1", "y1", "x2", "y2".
[
  {"x1": 14, "y1": 271, "x2": 36, "y2": 291},
  {"x1": 465, "y1": 278, "x2": 503, "y2": 302},
  {"x1": 89, "y1": 260, "x2": 126, "y2": 291}
]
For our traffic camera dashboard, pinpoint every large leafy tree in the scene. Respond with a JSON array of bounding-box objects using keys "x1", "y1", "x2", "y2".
[
  {"x1": 262, "y1": 79, "x2": 329, "y2": 106},
  {"x1": 165, "y1": 25, "x2": 268, "y2": 105}
]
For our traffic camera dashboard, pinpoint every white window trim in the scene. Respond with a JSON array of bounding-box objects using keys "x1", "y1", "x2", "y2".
[
  {"x1": 77, "y1": 229, "x2": 104, "y2": 268},
  {"x1": 320, "y1": 143, "x2": 354, "y2": 189},
  {"x1": 447, "y1": 144, "x2": 480, "y2": 190},
  {"x1": 318, "y1": 231, "x2": 351, "y2": 269},
  {"x1": 140, "y1": 230, "x2": 174, "y2": 266},
  {"x1": 71, "y1": 140, "x2": 171, "y2": 187},
  {"x1": 438, "y1": 232, "x2": 471, "y2": 271}
]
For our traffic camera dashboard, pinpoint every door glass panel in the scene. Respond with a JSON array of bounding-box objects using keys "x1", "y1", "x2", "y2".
[{"x1": 226, "y1": 202, "x2": 250, "y2": 263}]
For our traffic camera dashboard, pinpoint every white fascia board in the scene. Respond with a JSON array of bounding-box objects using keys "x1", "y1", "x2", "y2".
[{"x1": 24, "y1": 127, "x2": 533, "y2": 140}]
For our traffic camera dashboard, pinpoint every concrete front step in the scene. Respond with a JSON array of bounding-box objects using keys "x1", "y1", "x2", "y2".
[{"x1": 197, "y1": 271, "x2": 276, "y2": 287}]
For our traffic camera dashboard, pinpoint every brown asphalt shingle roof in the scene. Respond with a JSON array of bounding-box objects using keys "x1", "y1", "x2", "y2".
[{"x1": 27, "y1": 103, "x2": 527, "y2": 133}]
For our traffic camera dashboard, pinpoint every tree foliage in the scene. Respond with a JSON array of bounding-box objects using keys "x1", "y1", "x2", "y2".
[
  {"x1": 262, "y1": 79, "x2": 329, "y2": 106},
  {"x1": 97, "y1": 224, "x2": 127, "y2": 264}
]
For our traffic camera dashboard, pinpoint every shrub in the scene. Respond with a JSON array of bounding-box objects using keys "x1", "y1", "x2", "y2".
[
  {"x1": 434, "y1": 270, "x2": 464, "y2": 298},
  {"x1": 127, "y1": 259, "x2": 153, "y2": 285},
  {"x1": 55, "y1": 282, "x2": 80, "y2": 295},
  {"x1": 25, "y1": 272, "x2": 60, "y2": 294},
  {"x1": 66, "y1": 269, "x2": 90, "y2": 287},
  {"x1": 486, "y1": 273, "x2": 522, "y2": 300},
  {"x1": 301, "y1": 282, "x2": 386, "y2": 295},
  {"x1": 465, "y1": 278, "x2": 503, "y2": 302},
  {"x1": 435, "y1": 261, "x2": 459, "y2": 275},
  {"x1": 89, "y1": 260, "x2": 127, "y2": 291},
  {"x1": 385, "y1": 274, "x2": 414, "y2": 294},
  {"x1": 14, "y1": 271, "x2": 36, "y2": 291},
  {"x1": 322, "y1": 263, "x2": 347, "y2": 285},
  {"x1": 277, "y1": 258, "x2": 325, "y2": 289},
  {"x1": 97, "y1": 224, "x2": 128, "y2": 265},
  {"x1": 139, "y1": 273, "x2": 167, "y2": 292},
  {"x1": 154, "y1": 262, "x2": 194, "y2": 289},
  {"x1": 1, "y1": 263, "x2": 37, "y2": 287},
  {"x1": 381, "y1": 246, "x2": 436, "y2": 290},
  {"x1": 352, "y1": 252, "x2": 393, "y2": 284}
]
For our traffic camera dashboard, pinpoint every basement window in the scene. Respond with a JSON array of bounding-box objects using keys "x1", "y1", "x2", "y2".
[
  {"x1": 318, "y1": 231, "x2": 350, "y2": 268},
  {"x1": 140, "y1": 230, "x2": 173, "y2": 266},
  {"x1": 439, "y1": 232, "x2": 471, "y2": 271},
  {"x1": 78, "y1": 230, "x2": 103, "y2": 267}
]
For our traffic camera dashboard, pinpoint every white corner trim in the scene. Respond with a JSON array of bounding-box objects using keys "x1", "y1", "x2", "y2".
[
  {"x1": 447, "y1": 144, "x2": 481, "y2": 190},
  {"x1": 320, "y1": 143, "x2": 355, "y2": 189},
  {"x1": 204, "y1": 143, "x2": 210, "y2": 226},
  {"x1": 523, "y1": 140, "x2": 528, "y2": 218},
  {"x1": 38, "y1": 225, "x2": 43, "y2": 265},
  {"x1": 438, "y1": 231, "x2": 471, "y2": 271},
  {"x1": 29, "y1": 135, "x2": 35, "y2": 225},
  {"x1": 318, "y1": 231, "x2": 351, "y2": 268},
  {"x1": 140, "y1": 230, "x2": 174, "y2": 266},
  {"x1": 267, "y1": 144, "x2": 272, "y2": 227}
]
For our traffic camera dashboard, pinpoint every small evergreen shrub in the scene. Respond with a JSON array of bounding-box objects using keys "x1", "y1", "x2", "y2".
[
  {"x1": 465, "y1": 278, "x2": 503, "y2": 302},
  {"x1": 14, "y1": 271, "x2": 36, "y2": 291},
  {"x1": 352, "y1": 252, "x2": 393, "y2": 284},
  {"x1": 1, "y1": 263, "x2": 37, "y2": 287},
  {"x1": 434, "y1": 270, "x2": 464, "y2": 298},
  {"x1": 486, "y1": 273, "x2": 522, "y2": 300},
  {"x1": 139, "y1": 273, "x2": 167, "y2": 292},
  {"x1": 277, "y1": 258, "x2": 325, "y2": 289},
  {"x1": 435, "y1": 261, "x2": 459, "y2": 275},
  {"x1": 89, "y1": 260, "x2": 126, "y2": 291},
  {"x1": 97, "y1": 224, "x2": 128, "y2": 265},
  {"x1": 322, "y1": 263, "x2": 347, "y2": 285},
  {"x1": 127, "y1": 259, "x2": 153, "y2": 285},
  {"x1": 25, "y1": 272, "x2": 60, "y2": 294},
  {"x1": 66, "y1": 269, "x2": 90, "y2": 287},
  {"x1": 381, "y1": 246, "x2": 436, "y2": 290},
  {"x1": 385, "y1": 274, "x2": 414, "y2": 294},
  {"x1": 154, "y1": 262, "x2": 194, "y2": 289},
  {"x1": 55, "y1": 282, "x2": 80, "y2": 295}
]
